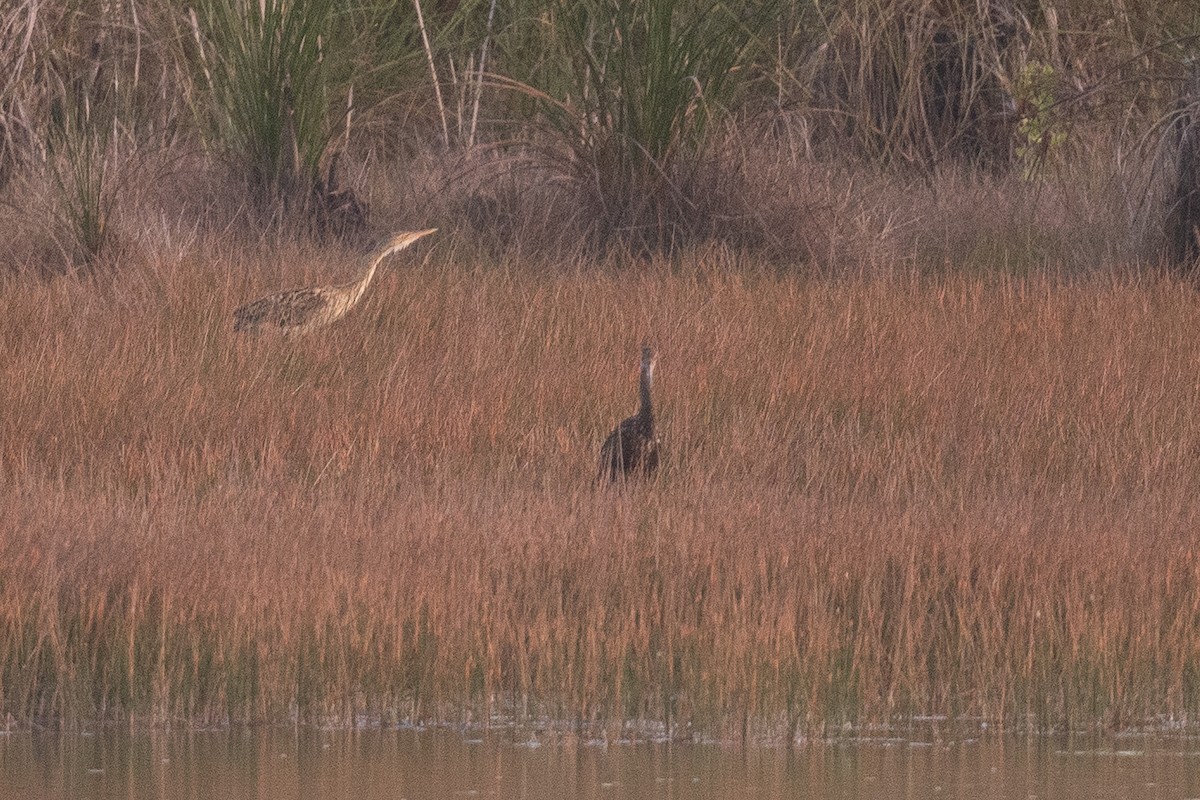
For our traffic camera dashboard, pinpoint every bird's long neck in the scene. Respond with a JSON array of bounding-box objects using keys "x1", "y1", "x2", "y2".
[
  {"x1": 344, "y1": 253, "x2": 384, "y2": 306},
  {"x1": 637, "y1": 366, "x2": 654, "y2": 425}
]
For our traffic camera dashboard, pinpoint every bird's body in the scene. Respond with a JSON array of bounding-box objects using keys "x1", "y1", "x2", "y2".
[
  {"x1": 233, "y1": 228, "x2": 437, "y2": 335},
  {"x1": 598, "y1": 346, "x2": 660, "y2": 482}
]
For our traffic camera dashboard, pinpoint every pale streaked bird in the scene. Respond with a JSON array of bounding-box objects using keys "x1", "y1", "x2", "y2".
[{"x1": 232, "y1": 228, "x2": 437, "y2": 335}]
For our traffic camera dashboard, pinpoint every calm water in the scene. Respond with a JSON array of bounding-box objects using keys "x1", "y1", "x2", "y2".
[{"x1": 3, "y1": 725, "x2": 1200, "y2": 800}]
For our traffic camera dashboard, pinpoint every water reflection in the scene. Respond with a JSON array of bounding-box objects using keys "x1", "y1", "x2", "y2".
[{"x1": 2, "y1": 726, "x2": 1199, "y2": 800}]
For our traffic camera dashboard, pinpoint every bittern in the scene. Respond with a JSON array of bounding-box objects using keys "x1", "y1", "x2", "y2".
[{"x1": 232, "y1": 228, "x2": 437, "y2": 335}]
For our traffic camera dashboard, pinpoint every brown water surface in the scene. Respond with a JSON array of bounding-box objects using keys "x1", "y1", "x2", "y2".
[{"x1": 2, "y1": 726, "x2": 1199, "y2": 799}]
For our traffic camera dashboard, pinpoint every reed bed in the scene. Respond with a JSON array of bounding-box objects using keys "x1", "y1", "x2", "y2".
[{"x1": 2, "y1": 245, "x2": 1200, "y2": 737}]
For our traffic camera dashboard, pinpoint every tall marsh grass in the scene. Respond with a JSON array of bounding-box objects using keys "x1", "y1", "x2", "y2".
[
  {"x1": 504, "y1": 0, "x2": 778, "y2": 252},
  {"x1": 190, "y1": 0, "x2": 342, "y2": 209},
  {"x1": 2, "y1": 243, "x2": 1200, "y2": 735},
  {"x1": 807, "y1": 0, "x2": 1023, "y2": 170},
  {"x1": 188, "y1": 0, "x2": 423, "y2": 219}
]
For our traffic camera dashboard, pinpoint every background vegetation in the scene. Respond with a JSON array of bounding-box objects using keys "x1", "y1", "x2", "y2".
[
  {"x1": 1, "y1": 0, "x2": 1200, "y2": 737},
  {"x1": 0, "y1": 0, "x2": 1197, "y2": 269}
]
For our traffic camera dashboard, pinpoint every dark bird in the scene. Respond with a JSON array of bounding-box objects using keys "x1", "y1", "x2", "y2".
[{"x1": 598, "y1": 345, "x2": 660, "y2": 482}]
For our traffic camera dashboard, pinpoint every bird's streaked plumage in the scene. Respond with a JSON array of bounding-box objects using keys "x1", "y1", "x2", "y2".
[{"x1": 233, "y1": 228, "x2": 437, "y2": 335}]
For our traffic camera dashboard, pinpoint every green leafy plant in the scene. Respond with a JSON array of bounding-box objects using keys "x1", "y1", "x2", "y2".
[
  {"x1": 190, "y1": 0, "x2": 337, "y2": 208},
  {"x1": 188, "y1": 0, "x2": 423, "y2": 224},
  {"x1": 505, "y1": 0, "x2": 776, "y2": 253}
]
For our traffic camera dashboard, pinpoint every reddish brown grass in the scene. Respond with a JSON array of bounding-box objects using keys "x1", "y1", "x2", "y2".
[{"x1": 2, "y1": 241, "x2": 1200, "y2": 736}]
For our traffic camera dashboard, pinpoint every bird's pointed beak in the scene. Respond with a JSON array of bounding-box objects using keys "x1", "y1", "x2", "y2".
[{"x1": 401, "y1": 228, "x2": 438, "y2": 249}]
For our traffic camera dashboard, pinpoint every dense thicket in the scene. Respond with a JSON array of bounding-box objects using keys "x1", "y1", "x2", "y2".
[{"x1": 0, "y1": 0, "x2": 1197, "y2": 268}]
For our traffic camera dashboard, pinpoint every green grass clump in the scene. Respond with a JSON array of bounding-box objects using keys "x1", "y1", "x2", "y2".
[
  {"x1": 506, "y1": 0, "x2": 777, "y2": 252},
  {"x1": 188, "y1": 0, "x2": 423, "y2": 219},
  {"x1": 191, "y1": 0, "x2": 340, "y2": 207}
]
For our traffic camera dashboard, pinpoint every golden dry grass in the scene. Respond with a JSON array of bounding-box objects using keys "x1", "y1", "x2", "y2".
[{"x1": 2, "y1": 240, "x2": 1200, "y2": 735}]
